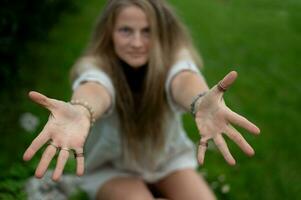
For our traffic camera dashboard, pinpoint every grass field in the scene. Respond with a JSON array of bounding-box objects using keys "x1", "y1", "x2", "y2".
[{"x1": 1, "y1": 0, "x2": 300, "y2": 199}]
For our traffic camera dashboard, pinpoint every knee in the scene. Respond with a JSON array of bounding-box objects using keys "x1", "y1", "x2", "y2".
[
  {"x1": 97, "y1": 191, "x2": 153, "y2": 200},
  {"x1": 98, "y1": 192, "x2": 152, "y2": 200},
  {"x1": 96, "y1": 177, "x2": 154, "y2": 200}
]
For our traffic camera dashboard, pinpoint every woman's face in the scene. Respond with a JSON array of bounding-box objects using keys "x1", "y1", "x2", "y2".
[{"x1": 113, "y1": 5, "x2": 151, "y2": 68}]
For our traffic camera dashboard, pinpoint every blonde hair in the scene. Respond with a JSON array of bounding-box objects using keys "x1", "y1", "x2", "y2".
[{"x1": 71, "y1": 0, "x2": 202, "y2": 165}]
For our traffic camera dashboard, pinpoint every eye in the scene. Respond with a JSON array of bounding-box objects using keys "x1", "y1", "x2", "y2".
[
  {"x1": 118, "y1": 27, "x2": 131, "y2": 35},
  {"x1": 142, "y1": 27, "x2": 150, "y2": 37}
]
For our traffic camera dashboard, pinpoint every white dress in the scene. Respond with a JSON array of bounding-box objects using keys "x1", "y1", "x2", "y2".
[{"x1": 70, "y1": 59, "x2": 203, "y2": 199}]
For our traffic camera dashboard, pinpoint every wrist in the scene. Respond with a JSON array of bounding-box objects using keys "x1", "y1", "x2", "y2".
[
  {"x1": 72, "y1": 104, "x2": 91, "y2": 123},
  {"x1": 190, "y1": 92, "x2": 207, "y2": 117},
  {"x1": 70, "y1": 99, "x2": 96, "y2": 126}
]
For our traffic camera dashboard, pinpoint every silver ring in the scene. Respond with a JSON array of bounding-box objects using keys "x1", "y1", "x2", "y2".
[
  {"x1": 60, "y1": 147, "x2": 71, "y2": 152},
  {"x1": 48, "y1": 141, "x2": 59, "y2": 150}
]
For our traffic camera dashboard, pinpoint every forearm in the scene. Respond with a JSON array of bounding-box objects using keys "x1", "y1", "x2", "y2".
[
  {"x1": 171, "y1": 71, "x2": 209, "y2": 111},
  {"x1": 71, "y1": 81, "x2": 111, "y2": 121}
]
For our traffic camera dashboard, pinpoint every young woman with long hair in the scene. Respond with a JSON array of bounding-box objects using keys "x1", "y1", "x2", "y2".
[{"x1": 24, "y1": 0, "x2": 260, "y2": 199}]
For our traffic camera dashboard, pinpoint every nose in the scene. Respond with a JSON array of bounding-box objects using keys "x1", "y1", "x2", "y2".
[{"x1": 131, "y1": 33, "x2": 143, "y2": 48}]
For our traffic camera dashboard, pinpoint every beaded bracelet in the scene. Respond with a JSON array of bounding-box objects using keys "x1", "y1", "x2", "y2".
[
  {"x1": 190, "y1": 92, "x2": 207, "y2": 117},
  {"x1": 70, "y1": 99, "x2": 96, "y2": 126}
]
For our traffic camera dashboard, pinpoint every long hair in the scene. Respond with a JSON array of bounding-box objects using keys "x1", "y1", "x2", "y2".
[{"x1": 70, "y1": 0, "x2": 202, "y2": 165}]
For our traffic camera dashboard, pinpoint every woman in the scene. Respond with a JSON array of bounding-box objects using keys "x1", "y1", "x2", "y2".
[{"x1": 23, "y1": 0, "x2": 260, "y2": 199}]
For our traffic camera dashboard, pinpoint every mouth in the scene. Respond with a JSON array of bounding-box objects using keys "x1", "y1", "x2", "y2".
[
  {"x1": 129, "y1": 51, "x2": 146, "y2": 55},
  {"x1": 129, "y1": 53, "x2": 146, "y2": 58}
]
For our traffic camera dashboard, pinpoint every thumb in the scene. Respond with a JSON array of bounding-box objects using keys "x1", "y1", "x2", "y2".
[
  {"x1": 216, "y1": 71, "x2": 238, "y2": 93},
  {"x1": 28, "y1": 91, "x2": 56, "y2": 110}
]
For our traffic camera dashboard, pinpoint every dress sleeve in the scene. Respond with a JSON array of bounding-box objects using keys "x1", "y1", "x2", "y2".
[
  {"x1": 72, "y1": 63, "x2": 115, "y2": 117},
  {"x1": 165, "y1": 59, "x2": 204, "y2": 113}
]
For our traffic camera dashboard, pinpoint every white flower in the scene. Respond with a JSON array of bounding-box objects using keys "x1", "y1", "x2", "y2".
[
  {"x1": 221, "y1": 184, "x2": 230, "y2": 194},
  {"x1": 20, "y1": 112, "x2": 40, "y2": 133}
]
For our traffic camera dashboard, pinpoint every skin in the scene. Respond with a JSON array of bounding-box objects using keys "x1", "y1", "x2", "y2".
[
  {"x1": 23, "y1": 4, "x2": 260, "y2": 200},
  {"x1": 112, "y1": 5, "x2": 151, "y2": 68},
  {"x1": 23, "y1": 82, "x2": 111, "y2": 181},
  {"x1": 171, "y1": 70, "x2": 260, "y2": 165}
]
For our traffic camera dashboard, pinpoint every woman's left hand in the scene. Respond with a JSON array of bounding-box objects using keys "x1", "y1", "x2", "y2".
[{"x1": 195, "y1": 71, "x2": 260, "y2": 165}]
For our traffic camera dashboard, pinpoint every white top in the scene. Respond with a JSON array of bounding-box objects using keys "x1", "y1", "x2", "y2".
[
  {"x1": 72, "y1": 58, "x2": 203, "y2": 181},
  {"x1": 24, "y1": 57, "x2": 206, "y2": 200}
]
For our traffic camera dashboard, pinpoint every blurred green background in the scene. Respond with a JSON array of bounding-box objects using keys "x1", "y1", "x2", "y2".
[{"x1": 0, "y1": 0, "x2": 300, "y2": 199}]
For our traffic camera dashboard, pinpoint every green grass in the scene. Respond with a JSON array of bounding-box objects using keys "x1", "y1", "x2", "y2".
[{"x1": 1, "y1": 0, "x2": 300, "y2": 199}]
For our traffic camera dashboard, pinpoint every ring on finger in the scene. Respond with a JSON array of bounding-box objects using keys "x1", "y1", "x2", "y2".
[
  {"x1": 61, "y1": 147, "x2": 71, "y2": 152},
  {"x1": 199, "y1": 141, "x2": 208, "y2": 148},
  {"x1": 75, "y1": 153, "x2": 84, "y2": 158},
  {"x1": 48, "y1": 141, "x2": 60, "y2": 150},
  {"x1": 72, "y1": 150, "x2": 84, "y2": 158},
  {"x1": 217, "y1": 81, "x2": 227, "y2": 92}
]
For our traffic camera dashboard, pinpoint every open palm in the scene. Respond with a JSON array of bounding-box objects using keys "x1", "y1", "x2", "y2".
[
  {"x1": 23, "y1": 91, "x2": 90, "y2": 181},
  {"x1": 195, "y1": 71, "x2": 260, "y2": 165}
]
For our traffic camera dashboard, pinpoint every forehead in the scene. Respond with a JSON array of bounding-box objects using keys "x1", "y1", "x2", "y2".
[{"x1": 115, "y1": 5, "x2": 149, "y2": 28}]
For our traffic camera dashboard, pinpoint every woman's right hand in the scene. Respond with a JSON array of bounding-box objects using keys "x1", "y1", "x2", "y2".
[{"x1": 23, "y1": 91, "x2": 91, "y2": 181}]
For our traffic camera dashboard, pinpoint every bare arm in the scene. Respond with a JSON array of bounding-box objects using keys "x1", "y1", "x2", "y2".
[
  {"x1": 171, "y1": 71, "x2": 209, "y2": 111},
  {"x1": 71, "y1": 81, "x2": 111, "y2": 121}
]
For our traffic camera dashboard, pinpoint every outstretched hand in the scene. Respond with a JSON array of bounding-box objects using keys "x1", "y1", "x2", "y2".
[
  {"x1": 23, "y1": 91, "x2": 91, "y2": 181},
  {"x1": 195, "y1": 71, "x2": 260, "y2": 165}
]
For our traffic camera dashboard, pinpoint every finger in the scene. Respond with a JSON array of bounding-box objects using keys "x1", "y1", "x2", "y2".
[
  {"x1": 23, "y1": 129, "x2": 49, "y2": 161},
  {"x1": 216, "y1": 71, "x2": 238, "y2": 93},
  {"x1": 74, "y1": 148, "x2": 85, "y2": 176},
  {"x1": 213, "y1": 135, "x2": 236, "y2": 165},
  {"x1": 224, "y1": 126, "x2": 255, "y2": 156},
  {"x1": 28, "y1": 91, "x2": 57, "y2": 110},
  {"x1": 197, "y1": 137, "x2": 210, "y2": 165},
  {"x1": 35, "y1": 144, "x2": 57, "y2": 178},
  {"x1": 76, "y1": 156, "x2": 85, "y2": 176},
  {"x1": 226, "y1": 108, "x2": 260, "y2": 134},
  {"x1": 52, "y1": 149, "x2": 70, "y2": 181}
]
